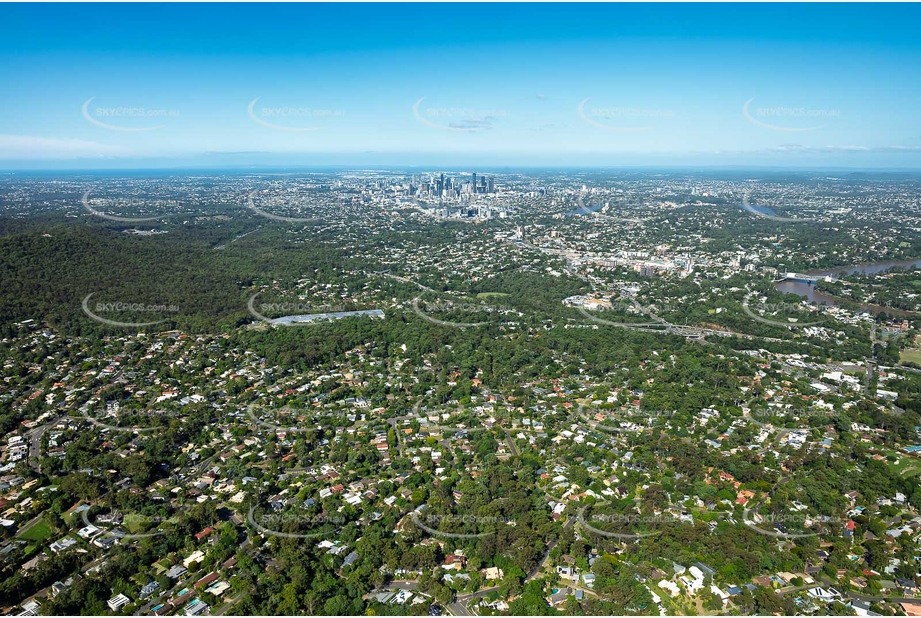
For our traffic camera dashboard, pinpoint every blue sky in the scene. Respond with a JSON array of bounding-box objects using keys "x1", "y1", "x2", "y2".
[{"x1": 2, "y1": 3, "x2": 920, "y2": 169}]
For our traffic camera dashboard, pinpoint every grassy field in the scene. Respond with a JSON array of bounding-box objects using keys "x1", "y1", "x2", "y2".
[
  {"x1": 476, "y1": 292, "x2": 510, "y2": 299},
  {"x1": 891, "y1": 458, "x2": 921, "y2": 478},
  {"x1": 18, "y1": 519, "x2": 53, "y2": 543},
  {"x1": 900, "y1": 348, "x2": 921, "y2": 365},
  {"x1": 880, "y1": 447, "x2": 921, "y2": 478},
  {"x1": 125, "y1": 514, "x2": 156, "y2": 534}
]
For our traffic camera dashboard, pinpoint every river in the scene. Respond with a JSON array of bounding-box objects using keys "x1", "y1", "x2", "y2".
[{"x1": 775, "y1": 259, "x2": 921, "y2": 315}]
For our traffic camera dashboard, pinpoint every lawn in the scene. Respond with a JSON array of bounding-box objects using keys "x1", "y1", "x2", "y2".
[
  {"x1": 18, "y1": 519, "x2": 53, "y2": 543},
  {"x1": 125, "y1": 513, "x2": 156, "y2": 534},
  {"x1": 881, "y1": 447, "x2": 921, "y2": 478},
  {"x1": 894, "y1": 459, "x2": 921, "y2": 478},
  {"x1": 476, "y1": 292, "x2": 510, "y2": 299},
  {"x1": 900, "y1": 349, "x2": 921, "y2": 365}
]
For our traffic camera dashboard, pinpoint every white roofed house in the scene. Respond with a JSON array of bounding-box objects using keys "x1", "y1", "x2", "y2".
[
  {"x1": 49, "y1": 537, "x2": 78, "y2": 553},
  {"x1": 680, "y1": 566, "x2": 705, "y2": 595},
  {"x1": 107, "y1": 593, "x2": 131, "y2": 611},
  {"x1": 16, "y1": 600, "x2": 40, "y2": 616},
  {"x1": 709, "y1": 584, "x2": 729, "y2": 606},
  {"x1": 658, "y1": 580, "x2": 680, "y2": 597}
]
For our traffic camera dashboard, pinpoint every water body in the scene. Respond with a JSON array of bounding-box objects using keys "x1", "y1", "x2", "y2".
[
  {"x1": 744, "y1": 203, "x2": 778, "y2": 217},
  {"x1": 775, "y1": 259, "x2": 921, "y2": 315},
  {"x1": 565, "y1": 203, "x2": 604, "y2": 216}
]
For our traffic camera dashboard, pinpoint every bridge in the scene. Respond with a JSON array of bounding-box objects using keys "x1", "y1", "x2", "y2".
[{"x1": 774, "y1": 272, "x2": 833, "y2": 285}]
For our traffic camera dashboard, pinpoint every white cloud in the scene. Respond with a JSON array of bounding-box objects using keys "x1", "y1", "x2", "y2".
[
  {"x1": 0, "y1": 135, "x2": 130, "y2": 159},
  {"x1": 764, "y1": 144, "x2": 921, "y2": 154}
]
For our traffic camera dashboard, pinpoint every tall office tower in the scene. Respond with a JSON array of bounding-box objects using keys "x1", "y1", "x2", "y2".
[
  {"x1": 488, "y1": 178, "x2": 495, "y2": 193},
  {"x1": 472, "y1": 172, "x2": 477, "y2": 192}
]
